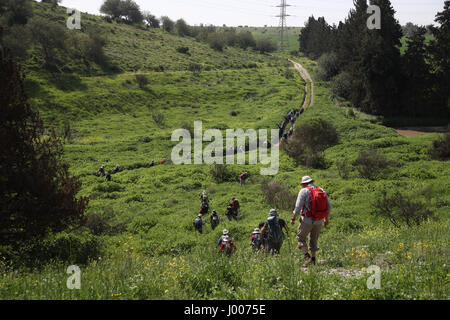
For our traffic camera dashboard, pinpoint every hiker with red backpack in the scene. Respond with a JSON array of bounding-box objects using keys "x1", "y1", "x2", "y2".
[
  {"x1": 240, "y1": 172, "x2": 249, "y2": 186},
  {"x1": 290, "y1": 176, "x2": 332, "y2": 266},
  {"x1": 230, "y1": 197, "x2": 240, "y2": 219}
]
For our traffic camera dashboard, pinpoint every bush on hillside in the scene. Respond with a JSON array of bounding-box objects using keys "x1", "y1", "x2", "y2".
[
  {"x1": 135, "y1": 74, "x2": 149, "y2": 88},
  {"x1": 316, "y1": 52, "x2": 340, "y2": 81},
  {"x1": 209, "y1": 164, "x2": 233, "y2": 183},
  {"x1": 261, "y1": 179, "x2": 297, "y2": 210},
  {"x1": 161, "y1": 16, "x2": 175, "y2": 33},
  {"x1": 353, "y1": 149, "x2": 393, "y2": 180},
  {"x1": 175, "y1": 19, "x2": 191, "y2": 37},
  {"x1": 143, "y1": 11, "x2": 159, "y2": 28},
  {"x1": 331, "y1": 71, "x2": 353, "y2": 100},
  {"x1": 336, "y1": 158, "x2": 352, "y2": 179},
  {"x1": 152, "y1": 112, "x2": 165, "y2": 127},
  {"x1": 428, "y1": 133, "x2": 450, "y2": 160},
  {"x1": 372, "y1": 190, "x2": 434, "y2": 228},
  {"x1": 255, "y1": 38, "x2": 277, "y2": 54},
  {"x1": 176, "y1": 46, "x2": 190, "y2": 55},
  {"x1": 207, "y1": 32, "x2": 225, "y2": 52},
  {"x1": 285, "y1": 118, "x2": 338, "y2": 167}
]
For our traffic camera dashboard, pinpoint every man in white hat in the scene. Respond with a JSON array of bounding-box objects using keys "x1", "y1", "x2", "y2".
[
  {"x1": 290, "y1": 176, "x2": 332, "y2": 266},
  {"x1": 217, "y1": 229, "x2": 229, "y2": 248},
  {"x1": 250, "y1": 228, "x2": 263, "y2": 251}
]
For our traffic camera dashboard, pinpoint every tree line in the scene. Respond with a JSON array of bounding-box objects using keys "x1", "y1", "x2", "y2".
[
  {"x1": 100, "y1": 0, "x2": 277, "y2": 53},
  {"x1": 298, "y1": 0, "x2": 450, "y2": 121},
  {"x1": 0, "y1": 0, "x2": 108, "y2": 74}
]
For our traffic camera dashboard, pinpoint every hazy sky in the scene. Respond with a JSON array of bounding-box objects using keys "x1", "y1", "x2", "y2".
[{"x1": 56, "y1": 0, "x2": 445, "y2": 27}]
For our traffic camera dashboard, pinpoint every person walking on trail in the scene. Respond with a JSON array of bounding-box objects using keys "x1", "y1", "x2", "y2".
[
  {"x1": 219, "y1": 235, "x2": 236, "y2": 255},
  {"x1": 231, "y1": 197, "x2": 240, "y2": 218},
  {"x1": 225, "y1": 205, "x2": 236, "y2": 221},
  {"x1": 194, "y1": 214, "x2": 206, "y2": 234},
  {"x1": 261, "y1": 209, "x2": 289, "y2": 255},
  {"x1": 240, "y1": 172, "x2": 249, "y2": 187},
  {"x1": 250, "y1": 228, "x2": 263, "y2": 251},
  {"x1": 98, "y1": 165, "x2": 105, "y2": 177},
  {"x1": 200, "y1": 199, "x2": 209, "y2": 216},
  {"x1": 199, "y1": 190, "x2": 209, "y2": 204},
  {"x1": 217, "y1": 229, "x2": 230, "y2": 248},
  {"x1": 290, "y1": 176, "x2": 331, "y2": 266},
  {"x1": 210, "y1": 210, "x2": 219, "y2": 230}
]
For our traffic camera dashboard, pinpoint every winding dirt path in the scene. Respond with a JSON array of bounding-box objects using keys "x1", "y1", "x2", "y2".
[{"x1": 290, "y1": 60, "x2": 314, "y2": 109}]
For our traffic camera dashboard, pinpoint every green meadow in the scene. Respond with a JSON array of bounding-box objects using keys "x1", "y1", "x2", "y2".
[{"x1": 0, "y1": 4, "x2": 449, "y2": 300}]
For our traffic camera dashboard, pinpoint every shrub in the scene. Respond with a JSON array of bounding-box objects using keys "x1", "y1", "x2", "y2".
[
  {"x1": 316, "y1": 52, "x2": 340, "y2": 81},
  {"x1": 428, "y1": 133, "x2": 450, "y2": 160},
  {"x1": 175, "y1": 19, "x2": 191, "y2": 37},
  {"x1": 353, "y1": 149, "x2": 392, "y2": 180},
  {"x1": 285, "y1": 118, "x2": 338, "y2": 167},
  {"x1": 255, "y1": 38, "x2": 277, "y2": 54},
  {"x1": 135, "y1": 74, "x2": 149, "y2": 88},
  {"x1": 161, "y1": 16, "x2": 175, "y2": 33},
  {"x1": 331, "y1": 71, "x2": 353, "y2": 100},
  {"x1": 176, "y1": 46, "x2": 190, "y2": 55},
  {"x1": 261, "y1": 179, "x2": 297, "y2": 210},
  {"x1": 336, "y1": 158, "x2": 352, "y2": 179},
  {"x1": 236, "y1": 31, "x2": 256, "y2": 50},
  {"x1": 152, "y1": 112, "x2": 165, "y2": 127},
  {"x1": 188, "y1": 62, "x2": 202, "y2": 75},
  {"x1": 143, "y1": 11, "x2": 159, "y2": 28},
  {"x1": 207, "y1": 33, "x2": 225, "y2": 52},
  {"x1": 209, "y1": 164, "x2": 232, "y2": 183},
  {"x1": 84, "y1": 212, "x2": 112, "y2": 235},
  {"x1": 305, "y1": 152, "x2": 329, "y2": 169},
  {"x1": 372, "y1": 190, "x2": 433, "y2": 228}
]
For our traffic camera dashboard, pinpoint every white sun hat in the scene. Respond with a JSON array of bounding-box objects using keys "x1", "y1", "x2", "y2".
[{"x1": 301, "y1": 176, "x2": 314, "y2": 184}]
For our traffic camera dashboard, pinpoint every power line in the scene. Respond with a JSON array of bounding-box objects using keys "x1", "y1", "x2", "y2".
[{"x1": 276, "y1": 0, "x2": 291, "y2": 52}]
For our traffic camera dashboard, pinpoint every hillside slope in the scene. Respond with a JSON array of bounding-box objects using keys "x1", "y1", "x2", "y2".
[{"x1": 0, "y1": 3, "x2": 448, "y2": 300}]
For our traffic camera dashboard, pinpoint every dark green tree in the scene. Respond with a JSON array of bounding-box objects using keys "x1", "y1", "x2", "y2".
[
  {"x1": 428, "y1": 1, "x2": 450, "y2": 116},
  {"x1": 100, "y1": 0, "x2": 122, "y2": 20},
  {"x1": 401, "y1": 27, "x2": 432, "y2": 116},
  {"x1": 0, "y1": 0, "x2": 33, "y2": 26},
  {"x1": 0, "y1": 48, "x2": 88, "y2": 246},
  {"x1": 161, "y1": 16, "x2": 175, "y2": 33}
]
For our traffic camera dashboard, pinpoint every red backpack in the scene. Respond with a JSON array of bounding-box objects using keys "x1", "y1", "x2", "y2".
[{"x1": 305, "y1": 187, "x2": 329, "y2": 220}]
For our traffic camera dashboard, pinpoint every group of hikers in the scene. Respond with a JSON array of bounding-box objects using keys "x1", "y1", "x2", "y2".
[
  {"x1": 95, "y1": 158, "x2": 168, "y2": 181},
  {"x1": 279, "y1": 107, "x2": 305, "y2": 141},
  {"x1": 194, "y1": 191, "x2": 242, "y2": 234},
  {"x1": 96, "y1": 164, "x2": 121, "y2": 181},
  {"x1": 193, "y1": 175, "x2": 332, "y2": 266}
]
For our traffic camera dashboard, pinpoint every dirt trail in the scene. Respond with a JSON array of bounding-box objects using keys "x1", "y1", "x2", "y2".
[
  {"x1": 290, "y1": 60, "x2": 314, "y2": 109},
  {"x1": 396, "y1": 126, "x2": 448, "y2": 137}
]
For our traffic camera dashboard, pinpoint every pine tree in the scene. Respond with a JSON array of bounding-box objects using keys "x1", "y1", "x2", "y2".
[
  {"x1": 0, "y1": 48, "x2": 88, "y2": 246},
  {"x1": 428, "y1": 1, "x2": 450, "y2": 116},
  {"x1": 358, "y1": 0, "x2": 403, "y2": 115},
  {"x1": 401, "y1": 27, "x2": 432, "y2": 117}
]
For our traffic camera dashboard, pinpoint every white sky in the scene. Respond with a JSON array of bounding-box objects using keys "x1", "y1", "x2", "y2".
[{"x1": 54, "y1": 0, "x2": 445, "y2": 27}]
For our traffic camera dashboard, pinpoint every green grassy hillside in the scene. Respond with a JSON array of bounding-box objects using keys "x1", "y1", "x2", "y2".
[{"x1": 0, "y1": 4, "x2": 448, "y2": 300}]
